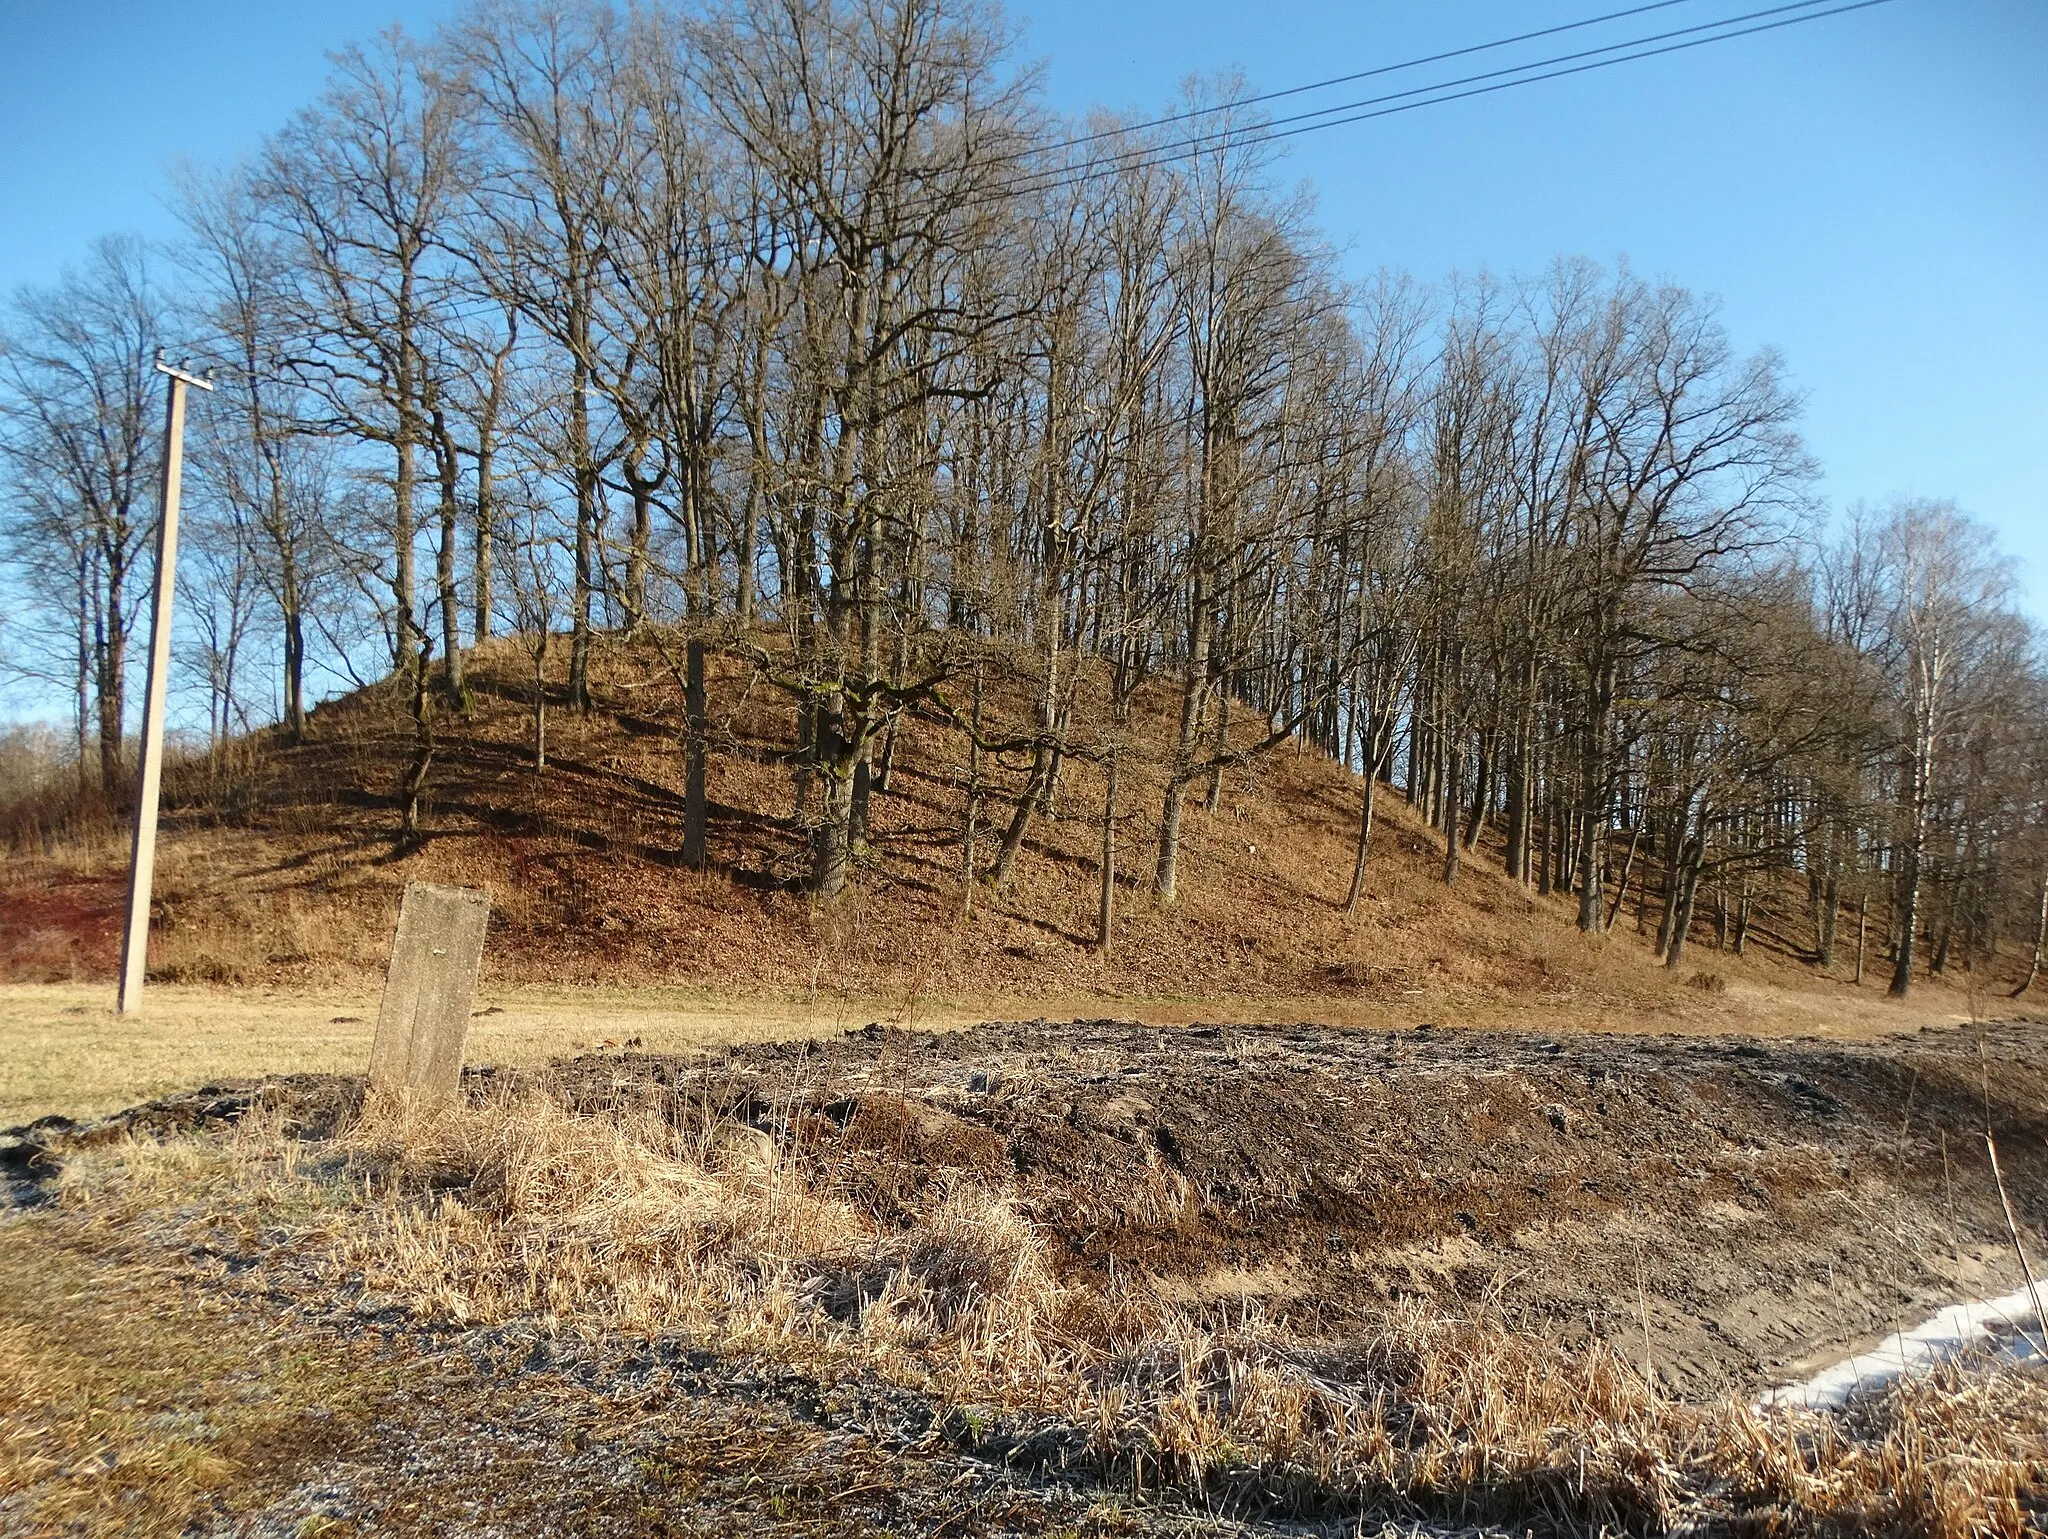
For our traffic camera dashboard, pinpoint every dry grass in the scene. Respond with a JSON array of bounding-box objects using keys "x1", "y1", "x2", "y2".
[
  {"x1": 4, "y1": 632, "x2": 2025, "y2": 1038},
  {"x1": 0, "y1": 981, "x2": 985, "y2": 1125},
  {"x1": 0, "y1": 964, "x2": 1986, "y2": 1131},
  {"x1": 0, "y1": 1213, "x2": 389, "y2": 1536},
  {"x1": 1711, "y1": 1365, "x2": 2048, "y2": 1536},
  {"x1": 50, "y1": 1093, "x2": 2048, "y2": 1535}
]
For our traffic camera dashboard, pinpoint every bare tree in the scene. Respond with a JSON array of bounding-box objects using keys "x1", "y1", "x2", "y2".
[
  {"x1": 256, "y1": 28, "x2": 467, "y2": 677},
  {"x1": 0, "y1": 236, "x2": 167, "y2": 790},
  {"x1": 176, "y1": 166, "x2": 340, "y2": 740},
  {"x1": 1863, "y1": 502, "x2": 2010, "y2": 997},
  {"x1": 8, "y1": 0, "x2": 2046, "y2": 987},
  {"x1": 1562, "y1": 271, "x2": 1807, "y2": 933}
]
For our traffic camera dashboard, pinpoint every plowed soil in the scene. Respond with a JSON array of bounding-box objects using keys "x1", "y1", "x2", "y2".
[{"x1": 528, "y1": 1014, "x2": 2048, "y2": 1397}]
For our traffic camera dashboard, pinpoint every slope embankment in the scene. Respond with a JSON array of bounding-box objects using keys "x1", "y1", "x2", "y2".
[{"x1": 0, "y1": 632, "x2": 2022, "y2": 1037}]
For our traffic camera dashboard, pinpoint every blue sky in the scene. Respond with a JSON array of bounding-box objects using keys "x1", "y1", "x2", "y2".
[{"x1": 3, "y1": 0, "x2": 2044, "y2": 616}]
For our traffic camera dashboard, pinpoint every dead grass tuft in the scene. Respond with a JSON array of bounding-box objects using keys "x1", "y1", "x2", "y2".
[
  {"x1": 1708, "y1": 1363, "x2": 2048, "y2": 1537},
  {"x1": 47, "y1": 1097, "x2": 2048, "y2": 1534},
  {"x1": 333, "y1": 1091, "x2": 874, "y2": 1337}
]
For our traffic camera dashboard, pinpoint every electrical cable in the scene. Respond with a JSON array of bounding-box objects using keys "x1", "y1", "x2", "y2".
[
  {"x1": 972, "y1": 0, "x2": 1899, "y2": 207},
  {"x1": 587, "y1": 0, "x2": 1901, "y2": 291},
  {"x1": 1043, "y1": 0, "x2": 1737, "y2": 151}
]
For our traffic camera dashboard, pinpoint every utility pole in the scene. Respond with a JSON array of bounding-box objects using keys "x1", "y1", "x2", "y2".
[{"x1": 117, "y1": 356, "x2": 213, "y2": 1015}]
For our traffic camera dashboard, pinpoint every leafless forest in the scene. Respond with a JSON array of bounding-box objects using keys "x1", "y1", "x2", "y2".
[{"x1": 3, "y1": 0, "x2": 2044, "y2": 997}]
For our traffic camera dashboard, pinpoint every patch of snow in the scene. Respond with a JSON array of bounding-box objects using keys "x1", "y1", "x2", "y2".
[{"x1": 1761, "y1": 1285, "x2": 2045, "y2": 1410}]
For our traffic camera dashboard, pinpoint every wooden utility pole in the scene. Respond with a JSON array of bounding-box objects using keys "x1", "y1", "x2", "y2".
[{"x1": 116, "y1": 356, "x2": 213, "y2": 1014}]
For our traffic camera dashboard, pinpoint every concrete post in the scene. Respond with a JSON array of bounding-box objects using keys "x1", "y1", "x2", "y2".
[
  {"x1": 368, "y1": 882, "x2": 491, "y2": 1103},
  {"x1": 117, "y1": 358, "x2": 214, "y2": 1015}
]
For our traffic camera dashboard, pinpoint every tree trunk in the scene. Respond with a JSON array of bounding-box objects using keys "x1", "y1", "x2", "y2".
[
  {"x1": 1505, "y1": 681, "x2": 1534, "y2": 881},
  {"x1": 97, "y1": 547, "x2": 128, "y2": 794},
  {"x1": 2013, "y1": 875, "x2": 2046, "y2": 998},
  {"x1": 682, "y1": 636, "x2": 707, "y2": 868},
  {"x1": 1890, "y1": 842, "x2": 1920, "y2": 998},
  {"x1": 1155, "y1": 776, "x2": 1188, "y2": 906},
  {"x1": 1817, "y1": 859, "x2": 1840, "y2": 969},
  {"x1": 736, "y1": 466, "x2": 758, "y2": 627},
  {"x1": 876, "y1": 722, "x2": 899, "y2": 797},
  {"x1": 1041, "y1": 710, "x2": 1068, "y2": 816},
  {"x1": 431, "y1": 410, "x2": 464, "y2": 706},
  {"x1": 531, "y1": 646, "x2": 548, "y2": 774},
  {"x1": 872, "y1": 634, "x2": 907, "y2": 800},
  {"x1": 398, "y1": 633, "x2": 434, "y2": 847},
  {"x1": 74, "y1": 551, "x2": 92, "y2": 790},
  {"x1": 1155, "y1": 598, "x2": 1210, "y2": 905},
  {"x1": 393, "y1": 435, "x2": 417, "y2": 675},
  {"x1": 1577, "y1": 669, "x2": 1613, "y2": 932},
  {"x1": 1345, "y1": 768, "x2": 1380, "y2": 914},
  {"x1": 1098, "y1": 751, "x2": 1119, "y2": 954},
  {"x1": 626, "y1": 478, "x2": 653, "y2": 630},
  {"x1": 1665, "y1": 853, "x2": 1702, "y2": 970},
  {"x1": 1606, "y1": 826, "x2": 1641, "y2": 930},
  {"x1": 1576, "y1": 803, "x2": 1607, "y2": 931},
  {"x1": 1504, "y1": 737, "x2": 1528, "y2": 881},
  {"x1": 987, "y1": 746, "x2": 1047, "y2": 890},
  {"x1": 566, "y1": 334, "x2": 597, "y2": 713},
  {"x1": 848, "y1": 753, "x2": 873, "y2": 853},
  {"x1": 1463, "y1": 733, "x2": 1490, "y2": 851},
  {"x1": 1652, "y1": 818, "x2": 1684, "y2": 956},
  {"x1": 1204, "y1": 688, "x2": 1230, "y2": 812},
  {"x1": 280, "y1": 564, "x2": 306, "y2": 742},
  {"x1": 960, "y1": 664, "x2": 982, "y2": 917},
  {"x1": 474, "y1": 438, "x2": 495, "y2": 643},
  {"x1": 812, "y1": 718, "x2": 855, "y2": 900},
  {"x1": 738, "y1": 325, "x2": 769, "y2": 629},
  {"x1": 1441, "y1": 742, "x2": 1463, "y2": 886}
]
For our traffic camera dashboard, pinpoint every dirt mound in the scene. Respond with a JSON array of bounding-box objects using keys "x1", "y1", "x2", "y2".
[
  {"x1": 527, "y1": 1015, "x2": 2048, "y2": 1398},
  {"x1": 26, "y1": 1015, "x2": 2047, "y2": 1402}
]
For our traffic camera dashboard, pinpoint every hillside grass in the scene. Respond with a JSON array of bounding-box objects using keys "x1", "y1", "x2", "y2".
[{"x1": 1, "y1": 628, "x2": 2028, "y2": 1073}]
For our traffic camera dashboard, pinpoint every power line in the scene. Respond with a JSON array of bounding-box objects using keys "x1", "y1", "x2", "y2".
[
  {"x1": 988, "y1": 0, "x2": 1896, "y2": 207},
  {"x1": 1215, "y1": 0, "x2": 1899, "y2": 157},
  {"x1": 603, "y1": 0, "x2": 1900, "y2": 283},
  {"x1": 1041, "y1": 0, "x2": 1715, "y2": 153},
  {"x1": 856, "y1": 0, "x2": 1855, "y2": 223}
]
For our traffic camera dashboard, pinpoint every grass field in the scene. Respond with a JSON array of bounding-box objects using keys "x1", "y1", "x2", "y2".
[
  {"x1": 3, "y1": 968, "x2": 1996, "y2": 1128},
  {"x1": 5, "y1": 966, "x2": 2003, "y2": 1128},
  {"x1": 0, "y1": 982, "x2": 911, "y2": 1126}
]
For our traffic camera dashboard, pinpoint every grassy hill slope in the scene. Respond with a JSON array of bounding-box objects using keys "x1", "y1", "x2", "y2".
[{"x1": 1, "y1": 631, "x2": 2022, "y2": 1033}]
